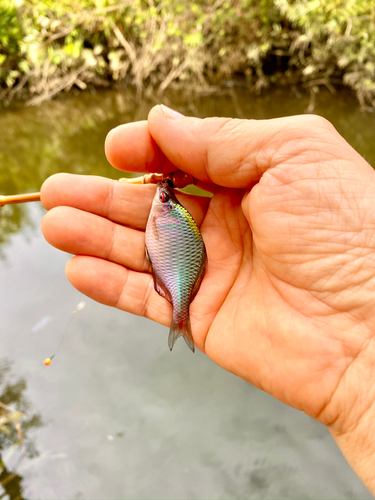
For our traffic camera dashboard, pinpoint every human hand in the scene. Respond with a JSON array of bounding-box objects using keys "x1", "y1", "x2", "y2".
[{"x1": 41, "y1": 106, "x2": 375, "y2": 492}]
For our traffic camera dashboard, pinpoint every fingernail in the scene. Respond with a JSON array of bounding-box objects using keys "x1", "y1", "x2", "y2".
[
  {"x1": 160, "y1": 104, "x2": 185, "y2": 120},
  {"x1": 106, "y1": 128, "x2": 115, "y2": 141},
  {"x1": 104, "y1": 127, "x2": 116, "y2": 152}
]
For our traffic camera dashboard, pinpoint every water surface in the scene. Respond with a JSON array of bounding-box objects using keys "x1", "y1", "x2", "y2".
[{"x1": 0, "y1": 87, "x2": 373, "y2": 499}]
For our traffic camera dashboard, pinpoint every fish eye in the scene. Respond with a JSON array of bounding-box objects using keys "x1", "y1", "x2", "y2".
[{"x1": 159, "y1": 191, "x2": 169, "y2": 203}]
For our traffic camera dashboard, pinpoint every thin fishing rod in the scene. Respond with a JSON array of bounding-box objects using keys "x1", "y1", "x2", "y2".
[{"x1": 0, "y1": 172, "x2": 199, "y2": 208}]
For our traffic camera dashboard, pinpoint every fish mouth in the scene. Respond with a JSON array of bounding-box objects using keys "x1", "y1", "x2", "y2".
[{"x1": 158, "y1": 179, "x2": 174, "y2": 189}]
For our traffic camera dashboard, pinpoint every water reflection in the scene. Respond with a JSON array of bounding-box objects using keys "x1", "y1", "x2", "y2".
[
  {"x1": 0, "y1": 463, "x2": 25, "y2": 500},
  {"x1": 0, "y1": 88, "x2": 374, "y2": 499},
  {"x1": 0, "y1": 360, "x2": 43, "y2": 500},
  {"x1": 0, "y1": 205, "x2": 33, "y2": 255},
  {"x1": 0, "y1": 91, "x2": 151, "y2": 253}
]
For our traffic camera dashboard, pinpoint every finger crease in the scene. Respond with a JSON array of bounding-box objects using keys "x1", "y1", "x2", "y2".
[
  {"x1": 115, "y1": 266, "x2": 129, "y2": 309},
  {"x1": 104, "y1": 180, "x2": 116, "y2": 219},
  {"x1": 106, "y1": 224, "x2": 117, "y2": 261}
]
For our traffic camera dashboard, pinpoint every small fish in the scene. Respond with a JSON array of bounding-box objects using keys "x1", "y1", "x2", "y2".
[{"x1": 145, "y1": 181, "x2": 207, "y2": 352}]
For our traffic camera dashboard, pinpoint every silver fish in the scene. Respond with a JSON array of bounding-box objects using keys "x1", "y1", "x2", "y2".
[{"x1": 145, "y1": 181, "x2": 207, "y2": 352}]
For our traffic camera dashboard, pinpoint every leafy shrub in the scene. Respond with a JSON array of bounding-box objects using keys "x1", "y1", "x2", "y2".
[{"x1": 0, "y1": 0, "x2": 374, "y2": 108}]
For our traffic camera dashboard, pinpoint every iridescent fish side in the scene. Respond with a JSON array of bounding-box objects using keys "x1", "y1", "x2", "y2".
[{"x1": 145, "y1": 181, "x2": 207, "y2": 352}]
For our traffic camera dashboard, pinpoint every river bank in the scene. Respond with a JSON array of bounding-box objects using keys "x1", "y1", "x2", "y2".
[{"x1": 1, "y1": 0, "x2": 374, "y2": 110}]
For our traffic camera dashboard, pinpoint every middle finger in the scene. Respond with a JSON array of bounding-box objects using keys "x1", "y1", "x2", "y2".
[{"x1": 42, "y1": 206, "x2": 150, "y2": 272}]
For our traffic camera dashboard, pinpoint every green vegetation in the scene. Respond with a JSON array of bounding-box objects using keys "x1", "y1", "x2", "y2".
[{"x1": 0, "y1": 0, "x2": 374, "y2": 108}]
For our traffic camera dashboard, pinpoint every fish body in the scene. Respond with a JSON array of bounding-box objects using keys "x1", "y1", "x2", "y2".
[{"x1": 145, "y1": 181, "x2": 207, "y2": 352}]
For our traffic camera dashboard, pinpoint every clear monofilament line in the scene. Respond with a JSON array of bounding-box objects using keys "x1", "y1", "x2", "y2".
[{"x1": 43, "y1": 297, "x2": 85, "y2": 366}]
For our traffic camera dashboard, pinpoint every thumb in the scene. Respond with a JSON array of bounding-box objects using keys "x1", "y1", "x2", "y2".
[{"x1": 147, "y1": 105, "x2": 357, "y2": 188}]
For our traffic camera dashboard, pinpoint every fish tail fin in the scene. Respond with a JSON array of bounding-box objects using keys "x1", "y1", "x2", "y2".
[{"x1": 168, "y1": 316, "x2": 195, "y2": 353}]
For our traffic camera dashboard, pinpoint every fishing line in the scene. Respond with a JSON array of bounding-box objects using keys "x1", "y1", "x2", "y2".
[
  {"x1": 156, "y1": 143, "x2": 166, "y2": 183},
  {"x1": 43, "y1": 295, "x2": 85, "y2": 366}
]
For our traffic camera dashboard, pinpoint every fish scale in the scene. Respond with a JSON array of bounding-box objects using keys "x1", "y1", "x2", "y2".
[{"x1": 145, "y1": 181, "x2": 207, "y2": 352}]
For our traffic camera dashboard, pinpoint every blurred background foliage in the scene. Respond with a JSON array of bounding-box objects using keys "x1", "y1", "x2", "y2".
[{"x1": 0, "y1": 0, "x2": 374, "y2": 109}]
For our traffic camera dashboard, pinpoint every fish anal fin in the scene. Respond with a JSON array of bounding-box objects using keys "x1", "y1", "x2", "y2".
[{"x1": 152, "y1": 268, "x2": 172, "y2": 304}]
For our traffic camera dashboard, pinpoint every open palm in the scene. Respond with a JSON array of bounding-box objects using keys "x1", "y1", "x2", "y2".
[{"x1": 41, "y1": 107, "x2": 375, "y2": 444}]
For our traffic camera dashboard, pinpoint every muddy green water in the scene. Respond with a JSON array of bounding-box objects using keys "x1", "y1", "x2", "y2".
[{"x1": 0, "y1": 87, "x2": 374, "y2": 499}]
